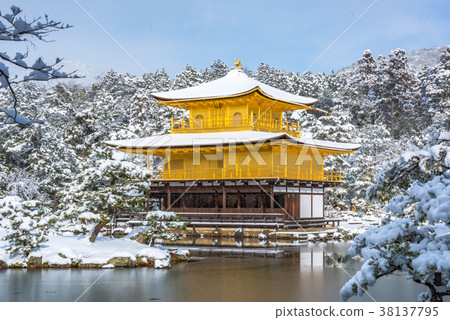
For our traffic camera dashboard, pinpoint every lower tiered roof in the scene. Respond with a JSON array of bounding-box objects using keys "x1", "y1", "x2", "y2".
[{"x1": 105, "y1": 131, "x2": 361, "y2": 154}]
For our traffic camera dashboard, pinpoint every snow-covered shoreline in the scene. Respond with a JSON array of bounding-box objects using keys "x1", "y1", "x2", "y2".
[
  {"x1": 265, "y1": 211, "x2": 382, "y2": 243},
  {"x1": 0, "y1": 229, "x2": 189, "y2": 269},
  {"x1": 0, "y1": 210, "x2": 380, "y2": 270}
]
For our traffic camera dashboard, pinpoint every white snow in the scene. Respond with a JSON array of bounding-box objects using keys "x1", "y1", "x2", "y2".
[
  {"x1": 0, "y1": 231, "x2": 176, "y2": 268},
  {"x1": 78, "y1": 211, "x2": 100, "y2": 221},
  {"x1": 111, "y1": 150, "x2": 129, "y2": 161},
  {"x1": 339, "y1": 214, "x2": 381, "y2": 234},
  {"x1": 0, "y1": 196, "x2": 22, "y2": 213},
  {"x1": 401, "y1": 150, "x2": 429, "y2": 162},
  {"x1": 146, "y1": 210, "x2": 178, "y2": 220},
  {"x1": 438, "y1": 131, "x2": 450, "y2": 141},
  {"x1": 258, "y1": 233, "x2": 267, "y2": 240},
  {"x1": 105, "y1": 130, "x2": 361, "y2": 152},
  {"x1": 400, "y1": 143, "x2": 450, "y2": 168},
  {"x1": 152, "y1": 68, "x2": 319, "y2": 107},
  {"x1": 341, "y1": 172, "x2": 450, "y2": 301},
  {"x1": 124, "y1": 226, "x2": 150, "y2": 239},
  {"x1": 154, "y1": 258, "x2": 170, "y2": 269}
]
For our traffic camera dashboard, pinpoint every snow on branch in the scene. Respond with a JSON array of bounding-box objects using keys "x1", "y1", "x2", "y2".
[
  {"x1": 342, "y1": 128, "x2": 450, "y2": 302},
  {"x1": 0, "y1": 5, "x2": 80, "y2": 126},
  {"x1": 0, "y1": 6, "x2": 71, "y2": 42},
  {"x1": 367, "y1": 130, "x2": 450, "y2": 203}
]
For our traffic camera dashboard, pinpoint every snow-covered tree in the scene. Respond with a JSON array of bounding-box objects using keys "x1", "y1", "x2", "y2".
[
  {"x1": 0, "y1": 5, "x2": 77, "y2": 126},
  {"x1": 203, "y1": 59, "x2": 229, "y2": 81},
  {"x1": 58, "y1": 151, "x2": 152, "y2": 242},
  {"x1": 341, "y1": 49, "x2": 380, "y2": 127},
  {"x1": 423, "y1": 45, "x2": 450, "y2": 131},
  {"x1": 146, "y1": 68, "x2": 171, "y2": 92},
  {"x1": 377, "y1": 49, "x2": 420, "y2": 138},
  {"x1": 345, "y1": 124, "x2": 391, "y2": 212},
  {"x1": 129, "y1": 85, "x2": 183, "y2": 137},
  {"x1": 0, "y1": 196, "x2": 52, "y2": 256},
  {"x1": 171, "y1": 65, "x2": 203, "y2": 90},
  {"x1": 310, "y1": 105, "x2": 356, "y2": 209},
  {"x1": 341, "y1": 130, "x2": 450, "y2": 302},
  {"x1": 3, "y1": 169, "x2": 43, "y2": 201},
  {"x1": 254, "y1": 63, "x2": 291, "y2": 92},
  {"x1": 289, "y1": 71, "x2": 331, "y2": 109},
  {"x1": 141, "y1": 211, "x2": 189, "y2": 246},
  {"x1": 0, "y1": 82, "x2": 80, "y2": 210}
]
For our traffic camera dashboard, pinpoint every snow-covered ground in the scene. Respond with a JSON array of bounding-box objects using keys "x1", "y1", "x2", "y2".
[
  {"x1": 270, "y1": 211, "x2": 383, "y2": 242},
  {"x1": 0, "y1": 228, "x2": 188, "y2": 269},
  {"x1": 336, "y1": 210, "x2": 383, "y2": 237}
]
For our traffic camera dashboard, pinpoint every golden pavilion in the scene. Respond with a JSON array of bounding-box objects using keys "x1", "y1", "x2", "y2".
[{"x1": 106, "y1": 61, "x2": 360, "y2": 228}]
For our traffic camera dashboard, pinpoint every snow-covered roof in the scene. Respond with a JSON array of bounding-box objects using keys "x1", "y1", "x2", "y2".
[
  {"x1": 151, "y1": 69, "x2": 319, "y2": 107},
  {"x1": 105, "y1": 131, "x2": 361, "y2": 152}
]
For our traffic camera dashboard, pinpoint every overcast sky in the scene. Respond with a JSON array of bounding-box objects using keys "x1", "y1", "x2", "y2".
[{"x1": 6, "y1": 0, "x2": 450, "y2": 77}]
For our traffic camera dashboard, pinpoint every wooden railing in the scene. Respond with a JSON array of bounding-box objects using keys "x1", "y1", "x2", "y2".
[
  {"x1": 151, "y1": 167, "x2": 342, "y2": 182},
  {"x1": 171, "y1": 115, "x2": 301, "y2": 137}
]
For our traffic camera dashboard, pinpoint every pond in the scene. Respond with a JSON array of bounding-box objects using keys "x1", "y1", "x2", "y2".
[{"x1": 0, "y1": 242, "x2": 426, "y2": 302}]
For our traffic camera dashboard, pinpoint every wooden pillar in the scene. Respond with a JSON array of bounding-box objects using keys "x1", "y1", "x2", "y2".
[
  {"x1": 222, "y1": 185, "x2": 226, "y2": 209},
  {"x1": 284, "y1": 194, "x2": 288, "y2": 217},
  {"x1": 237, "y1": 191, "x2": 241, "y2": 213},
  {"x1": 260, "y1": 193, "x2": 264, "y2": 213},
  {"x1": 182, "y1": 192, "x2": 186, "y2": 211},
  {"x1": 167, "y1": 186, "x2": 171, "y2": 209},
  {"x1": 215, "y1": 190, "x2": 219, "y2": 212},
  {"x1": 270, "y1": 187, "x2": 274, "y2": 210}
]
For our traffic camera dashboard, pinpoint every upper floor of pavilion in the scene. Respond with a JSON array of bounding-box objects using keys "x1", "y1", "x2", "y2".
[{"x1": 151, "y1": 63, "x2": 327, "y2": 138}]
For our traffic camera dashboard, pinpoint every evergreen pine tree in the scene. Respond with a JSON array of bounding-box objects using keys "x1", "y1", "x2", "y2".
[
  {"x1": 342, "y1": 49, "x2": 380, "y2": 126},
  {"x1": 171, "y1": 65, "x2": 203, "y2": 90},
  {"x1": 1, "y1": 197, "x2": 50, "y2": 256},
  {"x1": 141, "y1": 211, "x2": 189, "y2": 246},
  {"x1": 378, "y1": 49, "x2": 420, "y2": 138},
  {"x1": 58, "y1": 151, "x2": 152, "y2": 242},
  {"x1": 203, "y1": 59, "x2": 229, "y2": 81},
  {"x1": 342, "y1": 129, "x2": 450, "y2": 302},
  {"x1": 424, "y1": 45, "x2": 450, "y2": 131}
]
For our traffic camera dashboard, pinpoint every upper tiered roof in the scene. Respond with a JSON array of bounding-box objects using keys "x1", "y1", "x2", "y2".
[{"x1": 152, "y1": 69, "x2": 325, "y2": 112}]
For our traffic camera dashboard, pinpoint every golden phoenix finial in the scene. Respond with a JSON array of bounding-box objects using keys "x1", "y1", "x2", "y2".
[{"x1": 234, "y1": 58, "x2": 243, "y2": 69}]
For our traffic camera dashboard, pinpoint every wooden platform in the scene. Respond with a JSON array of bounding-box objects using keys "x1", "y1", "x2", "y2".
[
  {"x1": 177, "y1": 213, "x2": 339, "y2": 229},
  {"x1": 112, "y1": 212, "x2": 340, "y2": 230}
]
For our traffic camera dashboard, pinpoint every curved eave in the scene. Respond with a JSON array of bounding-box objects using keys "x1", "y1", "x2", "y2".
[
  {"x1": 152, "y1": 87, "x2": 326, "y2": 114},
  {"x1": 112, "y1": 145, "x2": 358, "y2": 156},
  {"x1": 106, "y1": 133, "x2": 293, "y2": 152},
  {"x1": 293, "y1": 139, "x2": 361, "y2": 153},
  {"x1": 106, "y1": 135, "x2": 360, "y2": 155}
]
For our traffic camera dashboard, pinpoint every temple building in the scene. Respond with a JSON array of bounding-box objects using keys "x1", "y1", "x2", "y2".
[{"x1": 106, "y1": 61, "x2": 360, "y2": 229}]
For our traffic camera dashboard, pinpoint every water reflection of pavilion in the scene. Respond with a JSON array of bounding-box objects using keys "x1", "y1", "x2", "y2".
[
  {"x1": 298, "y1": 245, "x2": 325, "y2": 267},
  {"x1": 165, "y1": 237, "x2": 337, "y2": 267}
]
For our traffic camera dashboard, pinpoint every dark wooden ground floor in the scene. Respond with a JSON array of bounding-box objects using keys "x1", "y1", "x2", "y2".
[{"x1": 147, "y1": 178, "x2": 339, "y2": 229}]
